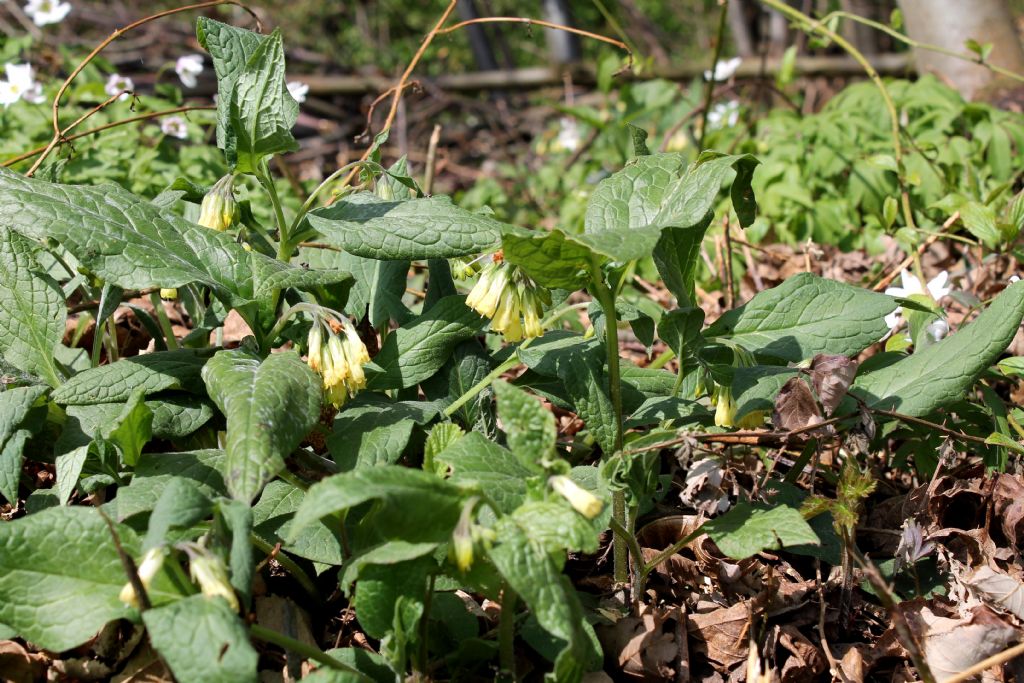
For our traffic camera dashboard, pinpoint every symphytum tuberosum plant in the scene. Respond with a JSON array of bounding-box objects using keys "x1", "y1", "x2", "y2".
[{"x1": 2, "y1": 3, "x2": 1024, "y2": 682}]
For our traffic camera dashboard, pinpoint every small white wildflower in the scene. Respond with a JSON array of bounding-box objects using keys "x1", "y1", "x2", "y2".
[
  {"x1": 707, "y1": 100, "x2": 740, "y2": 130},
  {"x1": 895, "y1": 518, "x2": 934, "y2": 570},
  {"x1": 175, "y1": 54, "x2": 204, "y2": 89},
  {"x1": 160, "y1": 116, "x2": 188, "y2": 140},
  {"x1": 704, "y1": 56, "x2": 741, "y2": 82},
  {"x1": 554, "y1": 117, "x2": 580, "y2": 152},
  {"x1": 884, "y1": 270, "x2": 952, "y2": 331},
  {"x1": 0, "y1": 63, "x2": 44, "y2": 107},
  {"x1": 286, "y1": 80, "x2": 308, "y2": 104},
  {"x1": 24, "y1": 0, "x2": 71, "y2": 27},
  {"x1": 104, "y1": 74, "x2": 134, "y2": 102}
]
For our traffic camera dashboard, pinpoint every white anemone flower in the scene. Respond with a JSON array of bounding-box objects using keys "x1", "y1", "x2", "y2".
[
  {"x1": 0, "y1": 63, "x2": 44, "y2": 107},
  {"x1": 286, "y1": 81, "x2": 308, "y2": 104},
  {"x1": 704, "y1": 56, "x2": 741, "y2": 82},
  {"x1": 175, "y1": 54, "x2": 204, "y2": 89},
  {"x1": 160, "y1": 116, "x2": 188, "y2": 140},
  {"x1": 884, "y1": 270, "x2": 952, "y2": 331},
  {"x1": 104, "y1": 74, "x2": 134, "y2": 102},
  {"x1": 24, "y1": 0, "x2": 71, "y2": 27},
  {"x1": 554, "y1": 117, "x2": 580, "y2": 152},
  {"x1": 707, "y1": 100, "x2": 740, "y2": 130}
]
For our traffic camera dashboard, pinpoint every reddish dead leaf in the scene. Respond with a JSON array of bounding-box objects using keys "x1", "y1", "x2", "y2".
[
  {"x1": 777, "y1": 625, "x2": 827, "y2": 682},
  {"x1": 595, "y1": 606, "x2": 685, "y2": 681},
  {"x1": 809, "y1": 354, "x2": 857, "y2": 416},
  {"x1": 899, "y1": 602, "x2": 1019, "y2": 682},
  {"x1": 0, "y1": 640, "x2": 48, "y2": 683},
  {"x1": 772, "y1": 377, "x2": 823, "y2": 432}
]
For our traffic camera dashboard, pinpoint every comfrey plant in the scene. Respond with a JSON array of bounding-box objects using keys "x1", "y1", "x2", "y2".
[{"x1": 1, "y1": 6, "x2": 1024, "y2": 683}]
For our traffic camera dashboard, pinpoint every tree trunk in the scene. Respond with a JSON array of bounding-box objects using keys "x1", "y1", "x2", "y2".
[{"x1": 898, "y1": 0, "x2": 1024, "y2": 99}]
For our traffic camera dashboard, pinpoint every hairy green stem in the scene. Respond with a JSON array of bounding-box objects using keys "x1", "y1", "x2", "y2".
[
  {"x1": 443, "y1": 354, "x2": 519, "y2": 418},
  {"x1": 250, "y1": 624, "x2": 368, "y2": 678},
  {"x1": 589, "y1": 262, "x2": 628, "y2": 585},
  {"x1": 497, "y1": 583, "x2": 517, "y2": 680},
  {"x1": 149, "y1": 292, "x2": 178, "y2": 351},
  {"x1": 248, "y1": 533, "x2": 318, "y2": 599},
  {"x1": 609, "y1": 516, "x2": 645, "y2": 600}
]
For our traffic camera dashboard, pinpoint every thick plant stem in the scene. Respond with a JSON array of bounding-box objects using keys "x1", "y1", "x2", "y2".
[
  {"x1": 589, "y1": 265, "x2": 628, "y2": 585},
  {"x1": 497, "y1": 583, "x2": 517, "y2": 680},
  {"x1": 250, "y1": 624, "x2": 368, "y2": 678},
  {"x1": 149, "y1": 292, "x2": 178, "y2": 350}
]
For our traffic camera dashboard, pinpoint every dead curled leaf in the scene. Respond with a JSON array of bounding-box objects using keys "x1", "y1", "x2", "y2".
[
  {"x1": 688, "y1": 601, "x2": 750, "y2": 671},
  {"x1": 898, "y1": 602, "x2": 1020, "y2": 682},
  {"x1": 778, "y1": 624, "x2": 827, "y2": 682},
  {"x1": 809, "y1": 354, "x2": 858, "y2": 416},
  {"x1": 595, "y1": 605, "x2": 686, "y2": 680},
  {"x1": 965, "y1": 565, "x2": 1024, "y2": 620},
  {"x1": 993, "y1": 473, "x2": 1024, "y2": 551},
  {"x1": 772, "y1": 376, "x2": 823, "y2": 432}
]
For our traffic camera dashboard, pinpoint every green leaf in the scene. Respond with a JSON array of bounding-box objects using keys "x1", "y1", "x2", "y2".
[
  {"x1": 493, "y1": 380, "x2": 555, "y2": 468},
  {"x1": 584, "y1": 154, "x2": 688, "y2": 234},
  {"x1": 853, "y1": 280, "x2": 1024, "y2": 416},
  {"x1": 556, "y1": 353, "x2": 617, "y2": 455},
  {"x1": 0, "y1": 506, "x2": 138, "y2": 651},
  {"x1": 353, "y1": 557, "x2": 433, "y2": 640},
  {"x1": 219, "y1": 498, "x2": 254, "y2": 609},
  {"x1": 328, "y1": 404, "x2": 416, "y2": 471},
  {"x1": 435, "y1": 432, "x2": 533, "y2": 515},
  {"x1": 489, "y1": 523, "x2": 588, "y2": 682},
  {"x1": 196, "y1": 17, "x2": 264, "y2": 153},
  {"x1": 63, "y1": 396, "x2": 214, "y2": 440},
  {"x1": 509, "y1": 501, "x2": 601, "y2": 554},
  {"x1": 501, "y1": 226, "x2": 593, "y2": 289},
  {"x1": 143, "y1": 477, "x2": 213, "y2": 550},
  {"x1": 657, "y1": 307, "x2": 705, "y2": 360},
  {"x1": 959, "y1": 201, "x2": 1001, "y2": 248},
  {"x1": 329, "y1": 251, "x2": 409, "y2": 328},
  {"x1": 705, "y1": 273, "x2": 897, "y2": 362},
  {"x1": 202, "y1": 349, "x2": 321, "y2": 502},
  {"x1": 308, "y1": 193, "x2": 504, "y2": 260},
  {"x1": 143, "y1": 595, "x2": 258, "y2": 683},
  {"x1": 290, "y1": 466, "x2": 465, "y2": 542},
  {"x1": 252, "y1": 480, "x2": 344, "y2": 566},
  {"x1": 0, "y1": 385, "x2": 47, "y2": 503},
  {"x1": 114, "y1": 450, "x2": 226, "y2": 521},
  {"x1": 55, "y1": 445, "x2": 89, "y2": 506},
  {"x1": 0, "y1": 168, "x2": 261, "y2": 310},
  {"x1": 366, "y1": 296, "x2": 486, "y2": 390},
  {"x1": 107, "y1": 391, "x2": 153, "y2": 468},
  {"x1": 0, "y1": 229, "x2": 66, "y2": 386},
  {"x1": 53, "y1": 349, "x2": 211, "y2": 405},
  {"x1": 702, "y1": 502, "x2": 819, "y2": 560},
  {"x1": 226, "y1": 29, "x2": 299, "y2": 173}
]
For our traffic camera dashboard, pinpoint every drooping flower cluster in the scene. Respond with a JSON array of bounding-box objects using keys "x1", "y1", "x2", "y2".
[
  {"x1": 189, "y1": 552, "x2": 239, "y2": 610},
  {"x1": 197, "y1": 174, "x2": 238, "y2": 231},
  {"x1": 709, "y1": 346, "x2": 767, "y2": 429},
  {"x1": 466, "y1": 257, "x2": 550, "y2": 342},
  {"x1": 307, "y1": 314, "x2": 370, "y2": 408},
  {"x1": 0, "y1": 63, "x2": 45, "y2": 107}
]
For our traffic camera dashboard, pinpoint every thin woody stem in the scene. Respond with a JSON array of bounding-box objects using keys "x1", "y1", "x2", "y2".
[{"x1": 27, "y1": 0, "x2": 259, "y2": 176}]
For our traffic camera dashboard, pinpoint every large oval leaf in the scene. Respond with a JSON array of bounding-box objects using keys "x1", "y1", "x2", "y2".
[
  {"x1": 202, "y1": 349, "x2": 321, "y2": 502},
  {"x1": 852, "y1": 280, "x2": 1024, "y2": 416}
]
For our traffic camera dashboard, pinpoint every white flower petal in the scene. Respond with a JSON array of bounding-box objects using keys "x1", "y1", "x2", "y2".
[
  {"x1": 926, "y1": 318, "x2": 949, "y2": 343},
  {"x1": 884, "y1": 309, "x2": 902, "y2": 331},
  {"x1": 0, "y1": 80, "x2": 21, "y2": 106},
  {"x1": 25, "y1": 0, "x2": 70, "y2": 26},
  {"x1": 898, "y1": 269, "x2": 925, "y2": 296},
  {"x1": 175, "y1": 54, "x2": 204, "y2": 89},
  {"x1": 160, "y1": 116, "x2": 188, "y2": 140},
  {"x1": 286, "y1": 80, "x2": 308, "y2": 104},
  {"x1": 5, "y1": 63, "x2": 35, "y2": 89},
  {"x1": 21, "y1": 82, "x2": 44, "y2": 104},
  {"x1": 926, "y1": 271, "x2": 951, "y2": 300},
  {"x1": 704, "y1": 56, "x2": 742, "y2": 82},
  {"x1": 104, "y1": 74, "x2": 133, "y2": 101}
]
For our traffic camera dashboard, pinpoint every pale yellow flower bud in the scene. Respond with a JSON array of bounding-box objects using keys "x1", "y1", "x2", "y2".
[
  {"x1": 714, "y1": 387, "x2": 736, "y2": 428},
  {"x1": 197, "y1": 174, "x2": 238, "y2": 232},
  {"x1": 190, "y1": 554, "x2": 239, "y2": 611},
  {"x1": 159, "y1": 288, "x2": 178, "y2": 300},
  {"x1": 119, "y1": 547, "x2": 165, "y2": 608},
  {"x1": 550, "y1": 476, "x2": 603, "y2": 519}
]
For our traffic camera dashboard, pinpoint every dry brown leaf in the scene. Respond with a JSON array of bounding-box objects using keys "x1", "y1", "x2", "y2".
[
  {"x1": 993, "y1": 474, "x2": 1024, "y2": 551},
  {"x1": 772, "y1": 377, "x2": 823, "y2": 431},
  {"x1": 595, "y1": 606, "x2": 685, "y2": 681},
  {"x1": 966, "y1": 565, "x2": 1024, "y2": 620},
  {"x1": 901, "y1": 603, "x2": 1019, "y2": 682},
  {"x1": 0, "y1": 640, "x2": 48, "y2": 683},
  {"x1": 809, "y1": 354, "x2": 858, "y2": 416},
  {"x1": 688, "y1": 601, "x2": 750, "y2": 671},
  {"x1": 777, "y1": 625, "x2": 827, "y2": 682}
]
